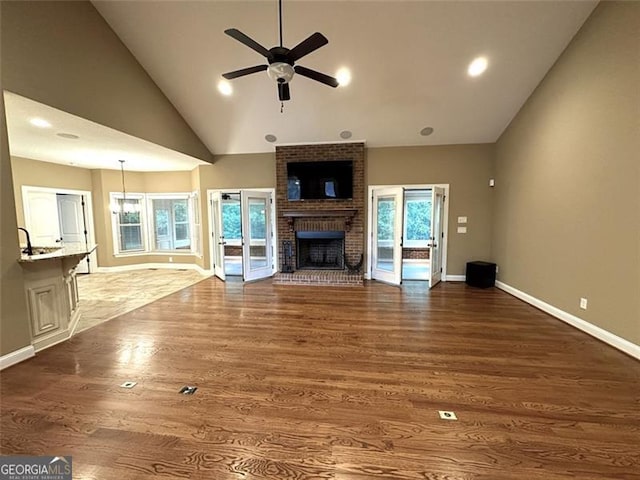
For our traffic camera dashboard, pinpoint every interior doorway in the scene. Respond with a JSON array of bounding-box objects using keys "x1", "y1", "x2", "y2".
[
  {"x1": 22, "y1": 186, "x2": 97, "y2": 274},
  {"x1": 367, "y1": 184, "x2": 449, "y2": 288},
  {"x1": 208, "y1": 188, "x2": 277, "y2": 282}
]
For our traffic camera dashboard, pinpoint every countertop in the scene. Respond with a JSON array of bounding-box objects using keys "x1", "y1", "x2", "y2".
[{"x1": 18, "y1": 244, "x2": 97, "y2": 263}]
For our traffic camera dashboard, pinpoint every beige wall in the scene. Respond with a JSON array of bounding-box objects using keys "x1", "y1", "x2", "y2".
[
  {"x1": 197, "y1": 153, "x2": 276, "y2": 269},
  {"x1": 0, "y1": 1, "x2": 212, "y2": 162},
  {"x1": 367, "y1": 144, "x2": 495, "y2": 275},
  {"x1": 1, "y1": 85, "x2": 32, "y2": 356},
  {"x1": 11, "y1": 157, "x2": 93, "y2": 227},
  {"x1": 492, "y1": 2, "x2": 640, "y2": 344}
]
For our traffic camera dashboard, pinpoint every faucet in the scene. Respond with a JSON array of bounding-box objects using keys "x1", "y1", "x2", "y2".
[{"x1": 18, "y1": 227, "x2": 33, "y2": 256}]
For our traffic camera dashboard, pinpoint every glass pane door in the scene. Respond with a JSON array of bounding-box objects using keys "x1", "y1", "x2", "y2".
[
  {"x1": 371, "y1": 187, "x2": 404, "y2": 285},
  {"x1": 241, "y1": 190, "x2": 273, "y2": 282}
]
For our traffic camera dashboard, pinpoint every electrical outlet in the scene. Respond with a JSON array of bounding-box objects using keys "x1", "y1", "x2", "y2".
[
  {"x1": 495, "y1": 265, "x2": 499, "y2": 273},
  {"x1": 169, "y1": 256, "x2": 173, "y2": 263},
  {"x1": 580, "y1": 298, "x2": 588, "y2": 310}
]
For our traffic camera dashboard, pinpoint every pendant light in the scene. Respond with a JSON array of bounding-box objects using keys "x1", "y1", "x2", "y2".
[{"x1": 111, "y1": 159, "x2": 140, "y2": 214}]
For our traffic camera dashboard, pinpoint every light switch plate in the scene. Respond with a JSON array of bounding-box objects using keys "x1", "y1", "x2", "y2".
[
  {"x1": 457, "y1": 226, "x2": 467, "y2": 234},
  {"x1": 457, "y1": 216, "x2": 467, "y2": 224}
]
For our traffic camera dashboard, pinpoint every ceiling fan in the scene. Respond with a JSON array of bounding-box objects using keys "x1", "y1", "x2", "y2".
[{"x1": 221, "y1": 0, "x2": 339, "y2": 102}]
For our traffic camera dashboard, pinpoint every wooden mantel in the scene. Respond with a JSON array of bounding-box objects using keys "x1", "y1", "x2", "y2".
[{"x1": 281, "y1": 209, "x2": 358, "y2": 231}]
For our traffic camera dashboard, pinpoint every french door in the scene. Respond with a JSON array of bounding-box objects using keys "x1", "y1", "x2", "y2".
[
  {"x1": 429, "y1": 187, "x2": 446, "y2": 288},
  {"x1": 371, "y1": 187, "x2": 404, "y2": 286},
  {"x1": 241, "y1": 190, "x2": 273, "y2": 282},
  {"x1": 210, "y1": 191, "x2": 226, "y2": 281}
]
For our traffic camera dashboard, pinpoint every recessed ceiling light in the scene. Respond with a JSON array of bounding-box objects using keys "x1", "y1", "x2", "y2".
[
  {"x1": 217, "y1": 79, "x2": 233, "y2": 96},
  {"x1": 265, "y1": 134, "x2": 277, "y2": 143},
  {"x1": 30, "y1": 118, "x2": 51, "y2": 128},
  {"x1": 420, "y1": 127, "x2": 434, "y2": 136},
  {"x1": 57, "y1": 133, "x2": 79, "y2": 139},
  {"x1": 340, "y1": 130, "x2": 352, "y2": 139},
  {"x1": 468, "y1": 57, "x2": 488, "y2": 77},
  {"x1": 336, "y1": 67, "x2": 351, "y2": 87}
]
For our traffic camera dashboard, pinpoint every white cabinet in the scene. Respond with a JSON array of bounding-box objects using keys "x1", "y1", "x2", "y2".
[{"x1": 26, "y1": 279, "x2": 65, "y2": 338}]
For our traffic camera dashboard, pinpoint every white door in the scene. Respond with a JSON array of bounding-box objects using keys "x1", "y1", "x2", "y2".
[
  {"x1": 210, "y1": 192, "x2": 226, "y2": 281},
  {"x1": 57, "y1": 194, "x2": 90, "y2": 273},
  {"x1": 24, "y1": 190, "x2": 61, "y2": 246},
  {"x1": 429, "y1": 187, "x2": 446, "y2": 288},
  {"x1": 371, "y1": 187, "x2": 404, "y2": 286},
  {"x1": 241, "y1": 190, "x2": 273, "y2": 282}
]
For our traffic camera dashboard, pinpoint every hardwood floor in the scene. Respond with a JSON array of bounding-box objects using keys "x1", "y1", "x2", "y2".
[{"x1": 1, "y1": 280, "x2": 639, "y2": 479}]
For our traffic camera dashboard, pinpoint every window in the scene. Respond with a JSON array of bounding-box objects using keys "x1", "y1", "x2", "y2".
[
  {"x1": 110, "y1": 192, "x2": 200, "y2": 256},
  {"x1": 149, "y1": 197, "x2": 191, "y2": 251},
  {"x1": 403, "y1": 191, "x2": 432, "y2": 248},
  {"x1": 111, "y1": 195, "x2": 145, "y2": 253}
]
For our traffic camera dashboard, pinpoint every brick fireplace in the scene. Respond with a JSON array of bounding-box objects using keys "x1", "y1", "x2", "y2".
[{"x1": 274, "y1": 142, "x2": 365, "y2": 284}]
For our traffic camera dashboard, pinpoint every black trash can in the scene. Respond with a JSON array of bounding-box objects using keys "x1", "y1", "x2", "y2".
[{"x1": 465, "y1": 261, "x2": 496, "y2": 288}]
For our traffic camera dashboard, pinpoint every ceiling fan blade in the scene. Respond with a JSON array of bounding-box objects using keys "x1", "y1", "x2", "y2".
[
  {"x1": 288, "y1": 32, "x2": 328, "y2": 62},
  {"x1": 294, "y1": 65, "x2": 339, "y2": 88},
  {"x1": 224, "y1": 28, "x2": 271, "y2": 58},
  {"x1": 222, "y1": 64, "x2": 267, "y2": 80},
  {"x1": 278, "y1": 83, "x2": 291, "y2": 101}
]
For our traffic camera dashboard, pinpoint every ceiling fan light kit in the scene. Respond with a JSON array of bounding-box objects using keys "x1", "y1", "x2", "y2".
[{"x1": 222, "y1": 0, "x2": 339, "y2": 103}]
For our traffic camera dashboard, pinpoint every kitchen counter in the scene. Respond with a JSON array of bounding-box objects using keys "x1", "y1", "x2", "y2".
[
  {"x1": 18, "y1": 244, "x2": 97, "y2": 263},
  {"x1": 18, "y1": 244, "x2": 97, "y2": 351}
]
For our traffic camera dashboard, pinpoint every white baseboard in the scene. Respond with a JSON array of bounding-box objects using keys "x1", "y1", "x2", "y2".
[
  {"x1": 33, "y1": 328, "x2": 70, "y2": 353},
  {"x1": 96, "y1": 263, "x2": 212, "y2": 276},
  {"x1": 445, "y1": 275, "x2": 465, "y2": 282},
  {"x1": 496, "y1": 281, "x2": 640, "y2": 360},
  {"x1": 0, "y1": 345, "x2": 35, "y2": 370}
]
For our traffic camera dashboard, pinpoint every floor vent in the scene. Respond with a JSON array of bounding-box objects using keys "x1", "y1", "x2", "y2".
[
  {"x1": 120, "y1": 381, "x2": 137, "y2": 389},
  {"x1": 180, "y1": 386, "x2": 197, "y2": 395},
  {"x1": 438, "y1": 410, "x2": 457, "y2": 420}
]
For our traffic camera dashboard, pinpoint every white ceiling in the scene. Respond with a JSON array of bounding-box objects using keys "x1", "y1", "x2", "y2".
[
  {"x1": 4, "y1": 91, "x2": 209, "y2": 172},
  {"x1": 93, "y1": 0, "x2": 597, "y2": 155}
]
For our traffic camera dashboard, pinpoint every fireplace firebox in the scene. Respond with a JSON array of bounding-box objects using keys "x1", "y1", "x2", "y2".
[{"x1": 296, "y1": 231, "x2": 345, "y2": 270}]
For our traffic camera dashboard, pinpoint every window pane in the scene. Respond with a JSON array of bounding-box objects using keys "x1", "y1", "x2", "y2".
[
  {"x1": 174, "y1": 200, "x2": 188, "y2": 222},
  {"x1": 405, "y1": 200, "x2": 431, "y2": 241},
  {"x1": 377, "y1": 199, "x2": 395, "y2": 240},
  {"x1": 120, "y1": 225, "x2": 143, "y2": 251},
  {"x1": 249, "y1": 202, "x2": 266, "y2": 240},
  {"x1": 222, "y1": 202, "x2": 241, "y2": 240},
  {"x1": 376, "y1": 197, "x2": 395, "y2": 271},
  {"x1": 155, "y1": 209, "x2": 169, "y2": 237},
  {"x1": 175, "y1": 223, "x2": 189, "y2": 241},
  {"x1": 118, "y1": 199, "x2": 141, "y2": 224}
]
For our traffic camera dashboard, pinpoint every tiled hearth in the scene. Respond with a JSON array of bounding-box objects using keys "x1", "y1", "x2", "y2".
[
  {"x1": 276, "y1": 143, "x2": 365, "y2": 285},
  {"x1": 273, "y1": 270, "x2": 363, "y2": 286}
]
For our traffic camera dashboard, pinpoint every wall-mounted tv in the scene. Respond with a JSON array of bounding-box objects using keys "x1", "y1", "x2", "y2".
[{"x1": 287, "y1": 160, "x2": 353, "y2": 201}]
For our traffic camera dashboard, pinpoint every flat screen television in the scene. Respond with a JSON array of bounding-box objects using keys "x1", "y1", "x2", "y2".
[{"x1": 287, "y1": 160, "x2": 353, "y2": 200}]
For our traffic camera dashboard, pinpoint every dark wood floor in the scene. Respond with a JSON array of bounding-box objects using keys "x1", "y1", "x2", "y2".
[{"x1": 1, "y1": 279, "x2": 639, "y2": 479}]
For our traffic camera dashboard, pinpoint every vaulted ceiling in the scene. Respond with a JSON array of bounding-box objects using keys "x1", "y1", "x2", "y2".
[{"x1": 93, "y1": 0, "x2": 597, "y2": 155}]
